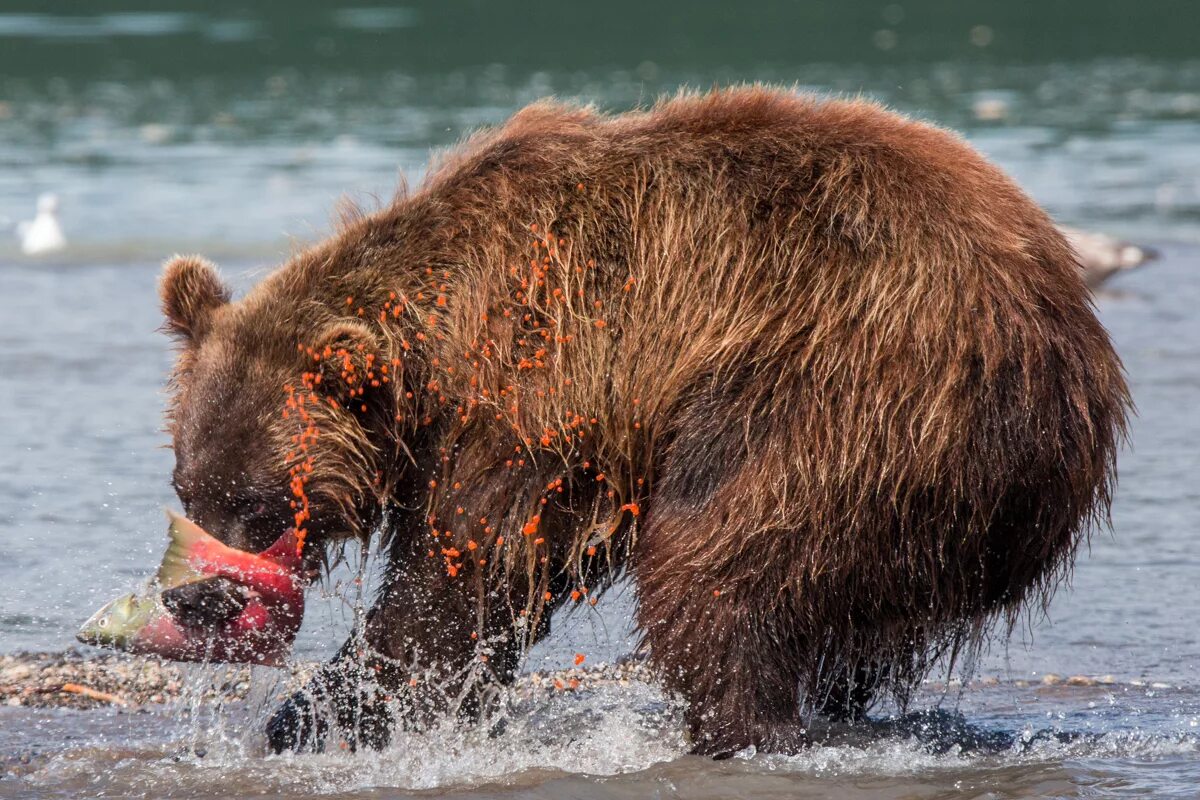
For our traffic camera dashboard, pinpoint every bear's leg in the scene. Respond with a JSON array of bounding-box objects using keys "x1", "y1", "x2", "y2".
[
  {"x1": 266, "y1": 530, "x2": 556, "y2": 753},
  {"x1": 266, "y1": 436, "x2": 598, "y2": 753},
  {"x1": 634, "y1": 507, "x2": 812, "y2": 757}
]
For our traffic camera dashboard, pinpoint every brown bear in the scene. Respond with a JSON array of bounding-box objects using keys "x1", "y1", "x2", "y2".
[{"x1": 158, "y1": 87, "x2": 1129, "y2": 756}]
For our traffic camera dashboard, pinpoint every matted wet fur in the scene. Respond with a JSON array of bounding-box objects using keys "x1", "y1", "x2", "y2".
[{"x1": 158, "y1": 87, "x2": 1129, "y2": 756}]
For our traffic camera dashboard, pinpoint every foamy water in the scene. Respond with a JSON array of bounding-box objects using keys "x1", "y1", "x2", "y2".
[{"x1": 6, "y1": 676, "x2": 1200, "y2": 798}]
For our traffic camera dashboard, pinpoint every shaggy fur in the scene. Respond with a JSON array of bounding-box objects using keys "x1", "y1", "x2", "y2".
[{"x1": 160, "y1": 87, "x2": 1129, "y2": 755}]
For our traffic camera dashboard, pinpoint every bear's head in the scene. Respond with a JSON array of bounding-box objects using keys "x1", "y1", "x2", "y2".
[{"x1": 159, "y1": 255, "x2": 397, "y2": 564}]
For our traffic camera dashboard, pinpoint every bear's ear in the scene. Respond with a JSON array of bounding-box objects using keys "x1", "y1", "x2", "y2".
[
  {"x1": 306, "y1": 319, "x2": 385, "y2": 405},
  {"x1": 160, "y1": 255, "x2": 231, "y2": 342}
]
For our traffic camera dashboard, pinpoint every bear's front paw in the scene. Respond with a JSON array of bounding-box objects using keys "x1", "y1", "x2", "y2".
[
  {"x1": 266, "y1": 690, "x2": 329, "y2": 753},
  {"x1": 265, "y1": 667, "x2": 396, "y2": 754}
]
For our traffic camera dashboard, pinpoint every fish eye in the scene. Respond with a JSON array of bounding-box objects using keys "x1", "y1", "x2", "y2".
[{"x1": 98, "y1": 616, "x2": 109, "y2": 629}]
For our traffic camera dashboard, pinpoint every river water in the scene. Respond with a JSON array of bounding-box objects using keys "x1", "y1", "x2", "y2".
[{"x1": 2, "y1": 3, "x2": 1200, "y2": 797}]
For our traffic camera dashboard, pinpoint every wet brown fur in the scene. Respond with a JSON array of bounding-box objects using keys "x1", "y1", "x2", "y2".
[{"x1": 160, "y1": 87, "x2": 1130, "y2": 755}]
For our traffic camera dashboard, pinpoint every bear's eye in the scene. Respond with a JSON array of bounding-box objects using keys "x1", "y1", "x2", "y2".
[{"x1": 233, "y1": 496, "x2": 270, "y2": 520}]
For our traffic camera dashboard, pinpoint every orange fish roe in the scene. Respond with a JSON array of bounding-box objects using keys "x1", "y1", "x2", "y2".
[
  {"x1": 283, "y1": 370, "x2": 321, "y2": 557},
  {"x1": 315, "y1": 217, "x2": 650, "y2": 626}
]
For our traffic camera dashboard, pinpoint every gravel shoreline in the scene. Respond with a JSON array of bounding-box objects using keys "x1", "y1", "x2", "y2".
[
  {"x1": 0, "y1": 651, "x2": 662, "y2": 710},
  {"x1": 0, "y1": 651, "x2": 1171, "y2": 711},
  {"x1": 0, "y1": 651, "x2": 254, "y2": 709}
]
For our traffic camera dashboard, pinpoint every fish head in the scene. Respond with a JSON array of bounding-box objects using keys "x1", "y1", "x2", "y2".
[{"x1": 76, "y1": 592, "x2": 157, "y2": 649}]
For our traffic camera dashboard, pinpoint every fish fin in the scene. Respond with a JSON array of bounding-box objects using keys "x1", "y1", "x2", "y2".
[
  {"x1": 257, "y1": 528, "x2": 303, "y2": 571},
  {"x1": 155, "y1": 510, "x2": 212, "y2": 588}
]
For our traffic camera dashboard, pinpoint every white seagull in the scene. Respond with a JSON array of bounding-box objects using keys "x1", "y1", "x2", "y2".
[{"x1": 17, "y1": 193, "x2": 67, "y2": 256}]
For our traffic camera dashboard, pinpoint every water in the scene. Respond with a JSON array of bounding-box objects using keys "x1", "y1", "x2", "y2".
[
  {"x1": 2, "y1": 2, "x2": 1200, "y2": 796},
  {"x1": 4, "y1": 680, "x2": 1200, "y2": 798}
]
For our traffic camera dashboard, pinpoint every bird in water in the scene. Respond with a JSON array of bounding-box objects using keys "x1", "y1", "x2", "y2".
[
  {"x1": 1059, "y1": 225, "x2": 1158, "y2": 288},
  {"x1": 17, "y1": 193, "x2": 67, "y2": 256}
]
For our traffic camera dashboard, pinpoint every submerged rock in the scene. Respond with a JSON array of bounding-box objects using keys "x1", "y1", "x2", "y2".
[{"x1": 1059, "y1": 225, "x2": 1158, "y2": 288}]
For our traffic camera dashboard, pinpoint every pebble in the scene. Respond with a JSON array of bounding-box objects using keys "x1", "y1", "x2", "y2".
[{"x1": 1, "y1": 665, "x2": 33, "y2": 683}]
